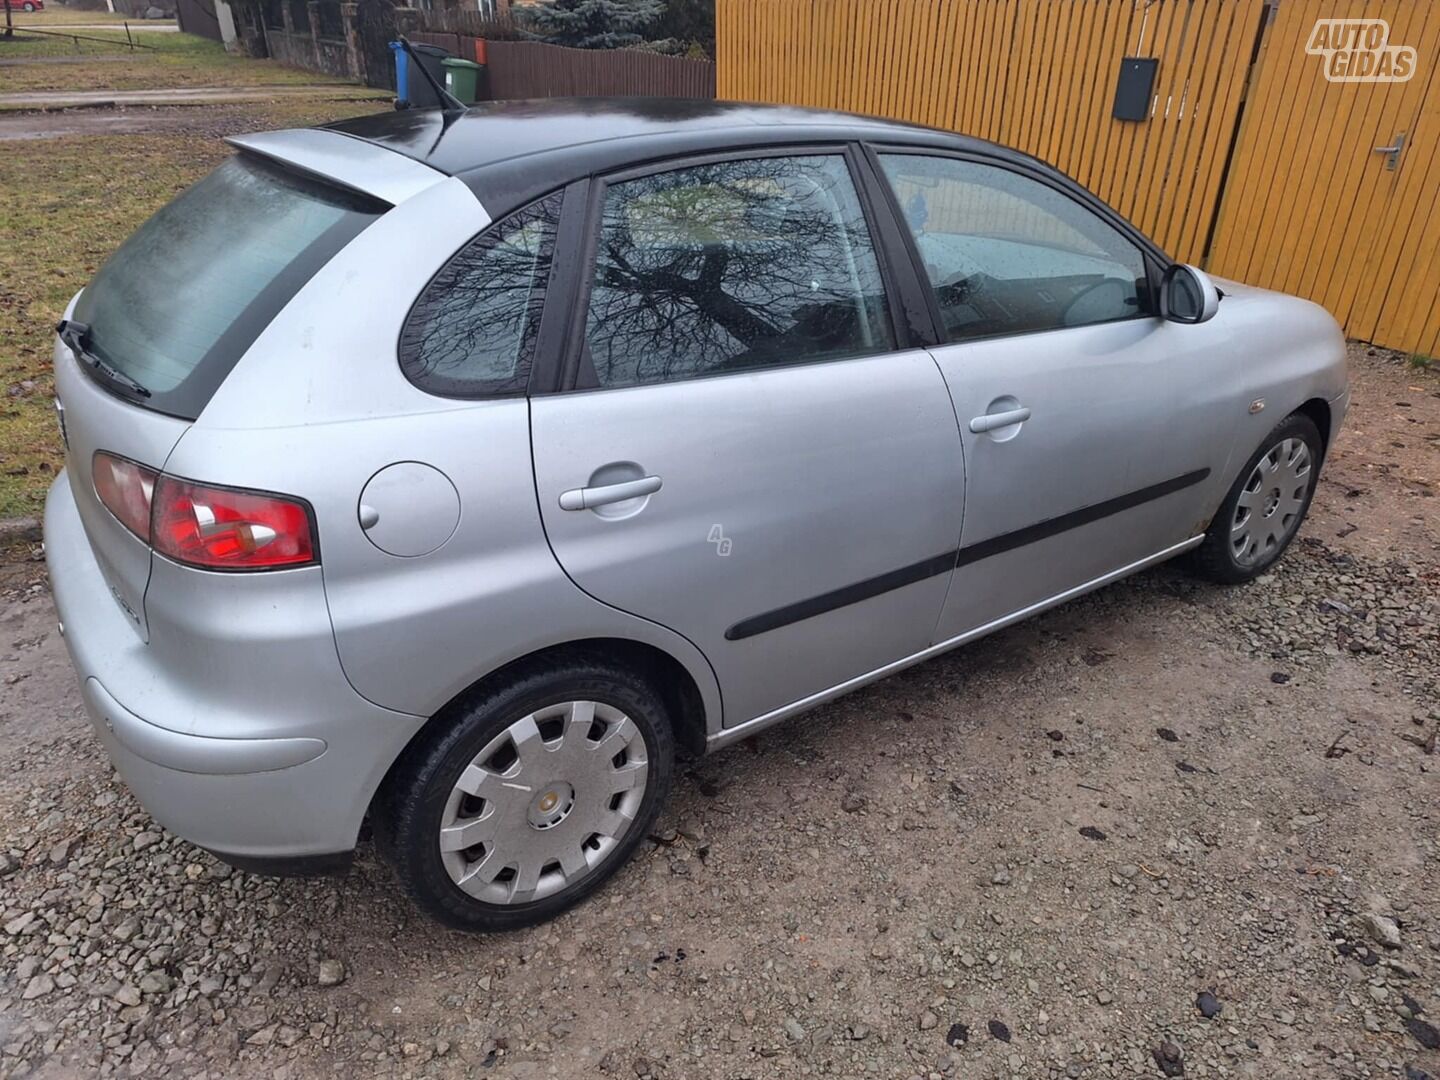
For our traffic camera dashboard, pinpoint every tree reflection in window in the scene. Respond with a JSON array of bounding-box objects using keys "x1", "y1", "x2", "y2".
[
  {"x1": 400, "y1": 192, "x2": 561, "y2": 397},
  {"x1": 584, "y1": 156, "x2": 894, "y2": 388}
]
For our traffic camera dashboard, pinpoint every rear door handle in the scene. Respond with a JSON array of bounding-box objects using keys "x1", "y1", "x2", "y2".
[
  {"x1": 969, "y1": 406, "x2": 1032, "y2": 433},
  {"x1": 559, "y1": 475, "x2": 663, "y2": 511}
]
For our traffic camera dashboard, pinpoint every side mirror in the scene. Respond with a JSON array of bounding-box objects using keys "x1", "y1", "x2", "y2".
[{"x1": 1160, "y1": 264, "x2": 1221, "y2": 324}]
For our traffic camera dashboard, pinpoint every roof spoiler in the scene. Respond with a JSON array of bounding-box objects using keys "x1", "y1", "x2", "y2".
[{"x1": 225, "y1": 129, "x2": 447, "y2": 206}]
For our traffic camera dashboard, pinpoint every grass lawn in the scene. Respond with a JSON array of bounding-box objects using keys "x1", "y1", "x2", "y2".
[
  {"x1": 0, "y1": 27, "x2": 343, "y2": 92},
  {"x1": 0, "y1": 97, "x2": 385, "y2": 518}
]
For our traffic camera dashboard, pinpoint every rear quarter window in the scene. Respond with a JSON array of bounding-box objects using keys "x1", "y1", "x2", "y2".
[
  {"x1": 72, "y1": 154, "x2": 382, "y2": 420},
  {"x1": 398, "y1": 192, "x2": 562, "y2": 398}
]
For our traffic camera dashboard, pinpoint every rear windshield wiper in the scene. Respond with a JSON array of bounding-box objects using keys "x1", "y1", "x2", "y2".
[{"x1": 55, "y1": 319, "x2": 151, "y2": 400}]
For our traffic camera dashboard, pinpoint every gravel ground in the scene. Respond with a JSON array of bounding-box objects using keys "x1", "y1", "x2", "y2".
[{"x1": 1, "y1": 345, "x2": 1436, "y2": 1080}]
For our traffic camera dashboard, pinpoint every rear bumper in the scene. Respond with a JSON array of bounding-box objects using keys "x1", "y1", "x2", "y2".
[
  {"x1": 45, "y1": 469, "x2": 426, "y2": 868},
  {"x1": 82, "y1": 676, "x2": 328, "y2": 774}
]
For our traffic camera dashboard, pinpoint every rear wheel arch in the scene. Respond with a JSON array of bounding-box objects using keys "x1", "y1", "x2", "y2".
[
  {"x1": 373, "y1": 638, "x2": 709, "y2": 825},
  {"x1": 373, "y1": 644, "x2": 683, "y2": 929}
]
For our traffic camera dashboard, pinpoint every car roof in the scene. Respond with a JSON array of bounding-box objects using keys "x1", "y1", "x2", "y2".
[{"x1": 324, "y1": 97, "x2": 1035, "y2": 216}]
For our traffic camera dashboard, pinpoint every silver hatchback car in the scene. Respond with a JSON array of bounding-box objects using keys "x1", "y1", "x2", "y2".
[{"x1": 46, "y1": 100, "x2": 1347, "y2": 930}]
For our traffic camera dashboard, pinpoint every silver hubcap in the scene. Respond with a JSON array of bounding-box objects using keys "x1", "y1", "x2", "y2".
[
  {"x1": 1231, "y1": 437, "x2": 1311, "y2": 567},
  {"x1": 439, "y1": 701, "x2": 648, "y2": 905}
]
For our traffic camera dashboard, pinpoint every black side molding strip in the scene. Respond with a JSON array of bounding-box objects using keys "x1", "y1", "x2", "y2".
[
  {"x1": 725, "y1": 551, "x2": 957, "y2": 641},
  {"x1": 953, "y1": 468, "x2": 1210, "y2": 569},
  {"x1": 723, "y1": 468, "x2": 1210, "y2": 642}
]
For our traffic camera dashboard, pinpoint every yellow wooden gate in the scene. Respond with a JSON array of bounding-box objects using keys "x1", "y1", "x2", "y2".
[
  {"x1": 1208, "y1": 0, "x2": 1440, "y2": 357},
  {"x1": 717, "y1": 0, "x2": 1440, "y2": 356},
  {"x1": 717, "y1": 0, "x2": 1266, "y2": 260}
]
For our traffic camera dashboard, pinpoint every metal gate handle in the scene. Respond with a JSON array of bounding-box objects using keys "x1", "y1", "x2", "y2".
[{"x1": 1374, "y1": 133, "x2": 1405, "y2": 171}]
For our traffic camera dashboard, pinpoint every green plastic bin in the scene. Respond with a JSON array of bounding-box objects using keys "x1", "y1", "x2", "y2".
[{"x1": 442, "y1": 57, "x2": 482, "y2": 105}]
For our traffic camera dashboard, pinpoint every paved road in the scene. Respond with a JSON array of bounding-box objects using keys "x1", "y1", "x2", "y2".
[
  {"x1": 16, "y1": 20, "x2": 180, "y2": 30},
  {"x1": 0, "y1": 102, "x2": 251, "y2": 140},
  {"x1": 0, "y1": 84, "x2": 389, "y2": 109}
]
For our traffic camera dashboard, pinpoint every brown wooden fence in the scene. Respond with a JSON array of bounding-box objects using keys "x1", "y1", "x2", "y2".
[
  {"x1": 408, "y1": 31, "x2": 715, "y2": 100},
  {"x1": 718, "y1": 0, "x2": 1440, "y2": 357},
  {"x1": 482, "y1": 40, "x2": 715, "y2": 98},
  {"x1": 411, "y1": 6, "x2": 525, "y2": 41}
]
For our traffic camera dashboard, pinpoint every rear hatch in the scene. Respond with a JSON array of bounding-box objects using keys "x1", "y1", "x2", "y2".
[{"x1": 54, "y1": 152, "x2": 384, "y2": 638}]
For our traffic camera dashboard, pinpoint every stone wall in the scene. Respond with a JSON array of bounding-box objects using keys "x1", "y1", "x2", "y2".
[{"x1": 254, "y1": 0, "x2": 366, "y2": 82}]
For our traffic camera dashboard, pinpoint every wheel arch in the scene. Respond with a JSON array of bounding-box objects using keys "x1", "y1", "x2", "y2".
[
  {"x1": 371, "y1": 636, "x2": 712, "y2": 828},
  {"x1": 1293, "y1": 397, "x2": 1333, "y2": 457}
]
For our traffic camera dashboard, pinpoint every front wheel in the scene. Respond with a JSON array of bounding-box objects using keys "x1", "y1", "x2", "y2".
[
  {"x1": 379, "y1": 658, "x2": 674, "y2": 931},
  {"x1": 1190, "y1": 412, "x2": 1322, "y2": 584}
]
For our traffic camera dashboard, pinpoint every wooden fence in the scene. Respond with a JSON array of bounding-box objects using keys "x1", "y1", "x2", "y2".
[
  {"x1": 483, "y1": 40, "x2": 715, "y2": 99},
  {"x1": 410, "y1": 35, "x2": 716, "y2": 100},
  {"x1": 718, "y1": 0, "x2": 1440, "y2": 356},
  {"x1": 1208, "y1": 0, "x2": 1440, "y2": 357}
]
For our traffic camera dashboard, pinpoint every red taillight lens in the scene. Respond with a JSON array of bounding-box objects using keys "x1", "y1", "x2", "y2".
[
  {"x1": 151, "y1": 477, "x2": 316, "y2": 571},
  {"x1": 92, "y1": 452, "x2": 157, "y2": 541},
  {"x1": 92, "y1": 451, "x2": 317, "y2": 571}
]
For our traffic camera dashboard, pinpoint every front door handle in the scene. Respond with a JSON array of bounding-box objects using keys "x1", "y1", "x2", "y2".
[
  {"x1": 559, "y1": 474, "x2": 663, "y2": 511},
  {"x1": 969, "y1": 406, "x2": 1032, "y2": 433}
]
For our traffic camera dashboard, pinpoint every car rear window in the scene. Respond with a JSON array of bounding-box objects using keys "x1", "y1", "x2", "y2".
[{"x1": 71, "y1": 153, "x2": 383, "y2": 420}]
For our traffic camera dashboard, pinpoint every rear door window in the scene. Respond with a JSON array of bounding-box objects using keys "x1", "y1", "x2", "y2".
[
  {"x1": 581, "y1": 154, "x2": 895, "y2": 388},
  {"x1": 72, "y1": 154, "x2": 382, "y2": 420}
]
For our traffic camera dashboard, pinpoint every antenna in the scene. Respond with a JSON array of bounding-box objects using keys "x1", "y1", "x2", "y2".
[{"x1": 396, "y1": 35, "x2": 467, "y2": 113}]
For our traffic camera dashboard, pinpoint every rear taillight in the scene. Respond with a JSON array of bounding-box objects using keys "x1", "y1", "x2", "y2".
[
  {"x1": 92, "y1": 452, "x2": 157, "y2": 541},
  {"x1": 92, "y1": 451, "x2": 317, "y2": 571},
  {"x1": 152, "y1": 477, "x2": 316, "y2": 570}
]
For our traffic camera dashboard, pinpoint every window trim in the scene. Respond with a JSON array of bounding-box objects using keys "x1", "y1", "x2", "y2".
[
  {"x1": 848, "y1": 147, "x2": 940, "y2": 351},
  {"x1": 527, "y1": 179, "x2": 590, "y2": 396},
  {"x1": 860, "y1": 142, "x2": 1168, "y2": 348},
  {"x1": 556, "y1": 143, "x2": 912, "y2": 394}
]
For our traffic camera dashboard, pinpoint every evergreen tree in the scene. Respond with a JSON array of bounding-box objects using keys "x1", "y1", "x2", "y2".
[
  {"x1": 522, "y1": 0, "x2": 664, "y2": 50},
  {"x1": 652, "y1": 0, "x2": 714, "y2": 58}
]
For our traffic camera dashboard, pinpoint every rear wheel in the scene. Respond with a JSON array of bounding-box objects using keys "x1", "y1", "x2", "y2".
[
  {"x1": 379, "y1": 658, "x2": 674, "y2": 931},
  {"x1": 1191, "y1": 413, "x2": 1322, "y2": 584}
]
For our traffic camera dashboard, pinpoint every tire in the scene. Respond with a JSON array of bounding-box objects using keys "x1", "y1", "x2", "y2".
[
  {"x1": 1190, "y1": 412, "x2": 1322, "y2": 584},
  {"x1": 379, "y1": 657, "x2": 674, "y2": 932},
  {"x1": 22, "y1": 3, "x2": 36, "y2": 11}
]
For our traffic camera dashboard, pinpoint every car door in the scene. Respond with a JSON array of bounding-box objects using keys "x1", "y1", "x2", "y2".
[
  {"x1": 871, "y1": 149, "x2": 1241, "y2": 643},
  {"x1": 530, "y1": 149, "x2": 966, "y2": 727}
]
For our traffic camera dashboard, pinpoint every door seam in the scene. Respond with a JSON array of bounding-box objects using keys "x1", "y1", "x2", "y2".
[{"x1": 924, "y1": 347, "x2": 968, "y2": 647}]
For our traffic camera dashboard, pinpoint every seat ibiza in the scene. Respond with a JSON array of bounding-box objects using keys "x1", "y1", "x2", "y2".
[{"x1": 45, "y1": 99, "x2": 1347, "y2": 930}]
